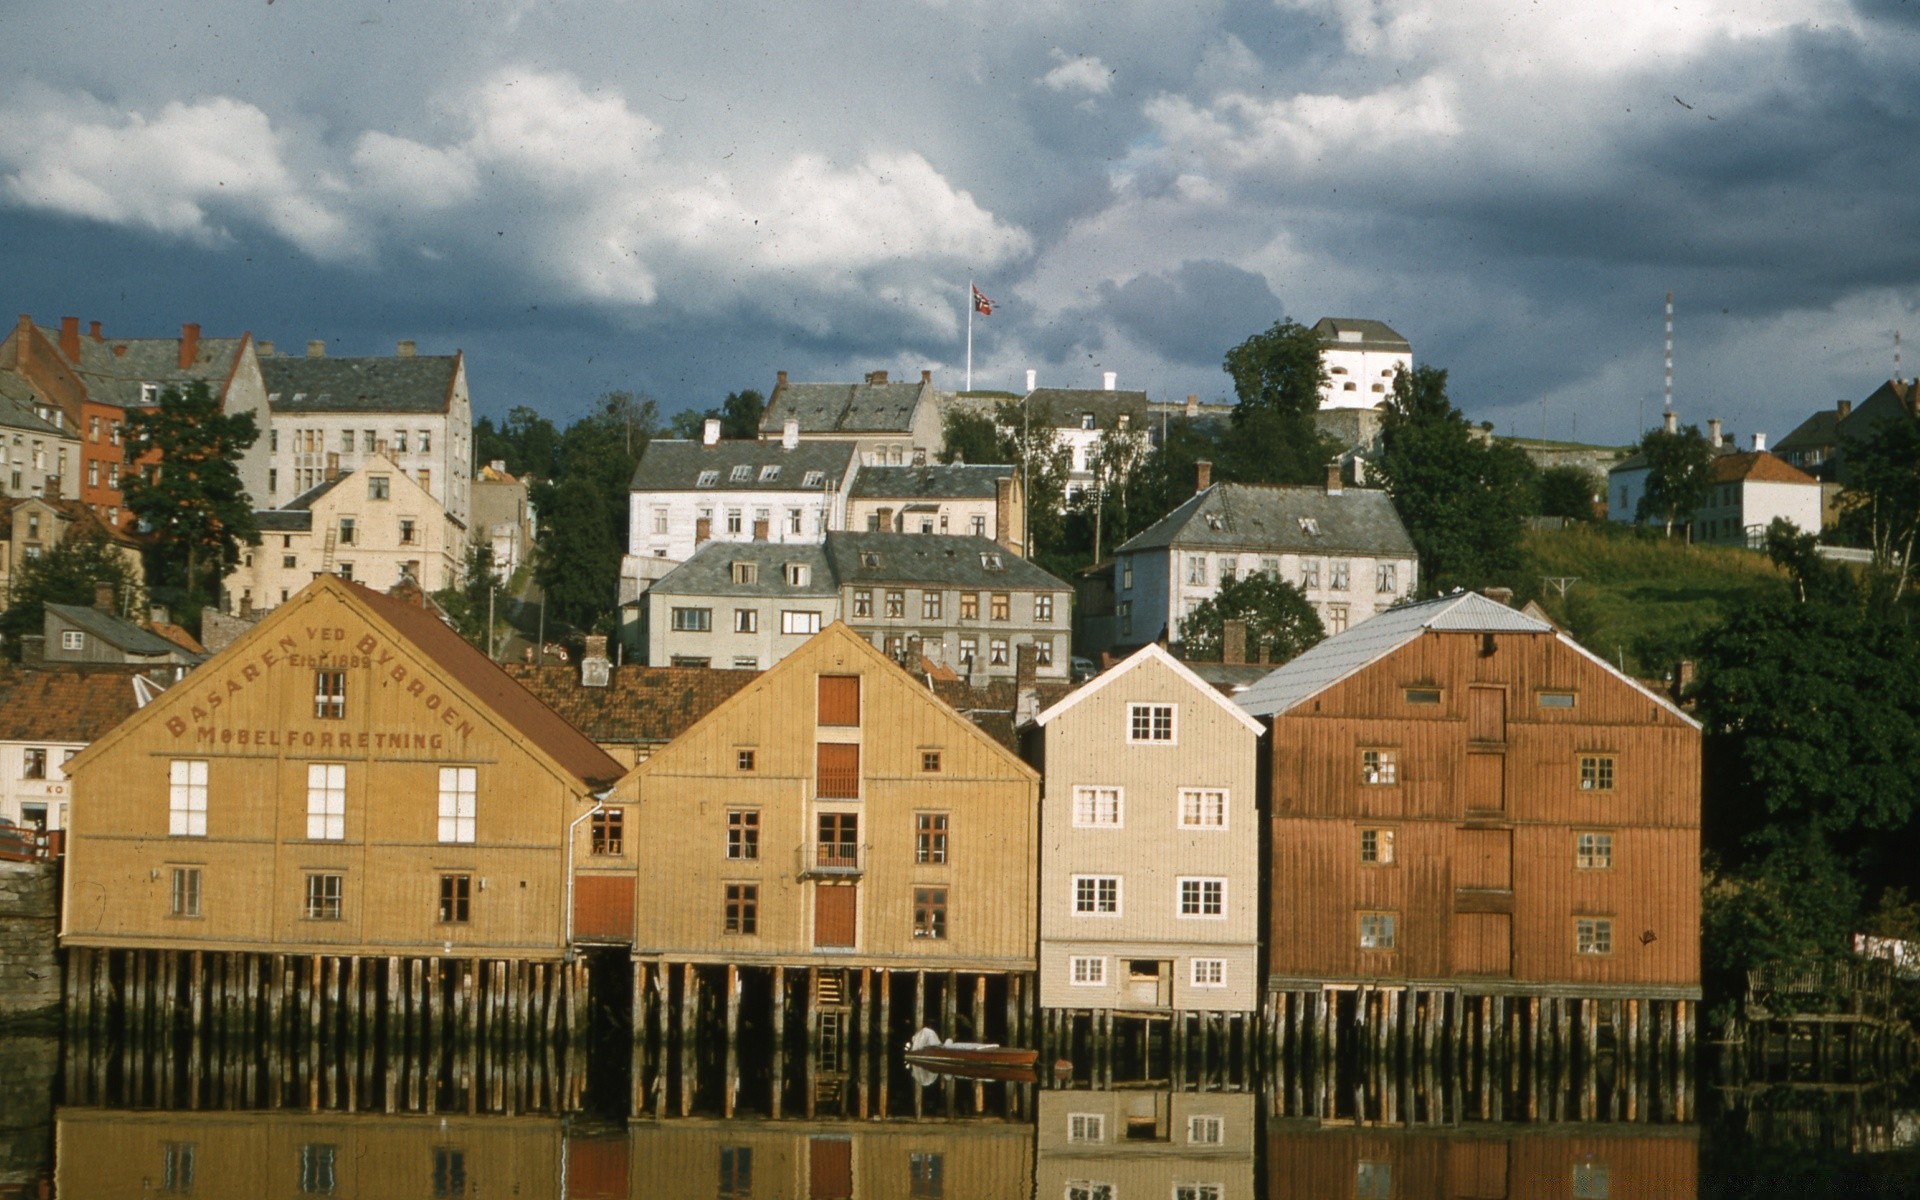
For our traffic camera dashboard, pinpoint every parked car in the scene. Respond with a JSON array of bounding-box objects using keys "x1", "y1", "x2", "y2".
[{"x1": 1070, "y1": 656, "x2": 1099, "y2": 683}]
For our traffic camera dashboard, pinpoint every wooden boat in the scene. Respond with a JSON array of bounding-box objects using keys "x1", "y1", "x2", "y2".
[{"x1": 903, "y1": 1027, "x2": 1040, "y2": 1079}]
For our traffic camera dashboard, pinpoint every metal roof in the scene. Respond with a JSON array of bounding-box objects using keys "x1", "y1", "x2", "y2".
[
  {"x1": 1115, "y1": 482, "x2": 1416, "y2": 558},
  {"x1": 848, "y1": 464, "x2": 1014, "y2": 500},
  {"x1": 263, "y1": 354, "x2": 459, "y2": 414},
  {"x1": 628, "y1": 439, "x2": 857, "y2": 492},
  {"x1": 1036, "y1": 642, "x2": 1264, "y2": 734}
]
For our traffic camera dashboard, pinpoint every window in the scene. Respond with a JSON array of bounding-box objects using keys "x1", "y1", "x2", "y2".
[
  {"x1": 916, "y1": 812, "x2": 948, "y2": 863},
  {"x1": 1328, "y1": 605, "x2": 1349, "y2": 634},
  {"x1": 393, "y1": 430, "x2": 409, "y2": 453},
  {"x1": 1300, "y1": 559, "x2": 1320, "y2": 589},
  {"x1": 1187, "y1": 1115, "x2": 1224, "y2": 1145},
  {"x1": 439, "y1": 874, "x2": 471, "y2": 923},
  {"x1": 724, "y1": 883, "x2": 758, "y2": 934},
  {"x1": 1174, "y1": 1187, "x2": 1222, "y2": 1200},
  {"x1": 696, "y1": 470, "x2": 719, "y2": 488},
  {"x1": 718, "y1": 1145, "x2": 753, "y2": 1196},
  {"x1": 729, "y1": 465, "x2": 752, "y2": 483},
  {"x1": 852, "y1": 589, "x2": 873, "y2": 618},
  {"x1": 733, "y1": 656, "x2": 758, "y2": 669},
  {"x1": 802, "y1": 470, "x2": 826, "y2": 488},
  {"x1": 727, "y1": 810, "x2": 760, "y2": 859},
  {"x1": 437, "y1": 767, "x2": 476, "y2": 843},
  {"x1": 1186, "y1": 555, "x2": 1207, "y2": 586},
  {"x1": 1073, "y1": 786, "x2": 1123, "y2": 827},
  {"x1": 432, "y1": 1148, "x2": 465, "y2": 1197},
  {"x1": 671, "y1": 607, "x2": 712, "y2": 632},
  {"x1": 1179, "y1": 789, "x2": 1227, "y2": 828},
  {"x1": 1355, "y1": 1161, "x2": 1393, "y2": 1199},
  {"x1": 816, "y1": 742, "x2": 860, "y2": 797},
  {"x1": 1579, "y1": 755, "x2": 1616, "y2": 791},
  {"x1": 161, "y1": 1142, "x2": 195, "y2": 1192},
  {"x1": 921, "y1": 591, "x2": 942, "y2": 619},
  {"x1": 653, "y1": 508, "x2": 668, "y2": 534},
  {"x1": 758, "y1": 465, "x2": 780, "y2": 482},
  {"x1": 22, "y1": 748, "x2": 46, "y2": 779},
  {"x1": 970, "y1": 514, "x2": 986, "y2": 537},
  {"x1": 283, "y1": 554, "x2": 297, "y2": 569},
  {"x1": 785, "y1": 562, "x2": 810, "y2": 586},
  {"x1": 1539, "y1": 691, "x2": 1577, "y2": 709},
  {"x1": 307, "y1": 763, "x2": 346, "y2": 840},
  {"x1": 818, "y1": 674, "x2": 861, "y2": 725},
  {"x1": 921, "y1": 750, "x2": 941, "y2": 773},
  {"x1": 1067, "y1": 1113, "x2": 1105, "y2": 1142},
  {"x1": 990, "y1": 592, "x2": 1010, "y2": 620},
  {"x1": 1119, "y1": 601, "x2": 1132, "y2": 637},
  {"x1": 1572, "y1": 1162, "x2": 1611, "y2": 1199},
  {"x1": 960, "y1": 592, "x2": 979, "y2": 620},
  {"x1": 367, "y1": 474, "x2": 390, "y2": 501},
  {"x1": 592, "y1": 808, "x2": 624, "y2": 855},
  {"x1": 1070, "y1": 956, "x2": 1107, "y2": 985},
  {"x1": 86, "y1": 461, "x2": 99, "y2": 487},
  {"x1": 726, "y1": 510, "x2": 743, "y2": 534},
  {"x1": 885, "y1": 589, "x2": 906, "y2": 618},
  {"x1": 1577, "y1": 831, "x2": 1613, "y2": 869},
  {"x1": 1073, "y1": 875, "x2": 1120, "y2": 915},
  {"x1": 989, "y1": 636, "x2": 1009, "y2": 666},
  {"x1": 1360, "y1": 828, "x2": 1396, "y2": 864},
  {"x1": 1359, "y1": 911, "x2": 1397, "y2": 950},
  {"x1": 1404, "y1": 686, "x2": 1442, "y2": 705},
  {"x1": 1576, "y1": 918, "x2": 1613, "y2": 955},
  {"x1": 1331, "y1": 560, "x2": 1350, "y2": 590},
  {"x1": 305, "y1": 874, "x2": 343, "y2": 921},
  {"x1": 337, "y1": 562, "x2": 353, "y2": 581},
  {"x1": 1179, "y1": 878, "x2": 1225, "y2": 917},
  {"x1": 171, "y1": 867, "x2": 202, "y2": 917},
  {"x1": 1191, "y1": 958, "x2": 1225, "y2": 988},
  {"x1": 1066, "y1": 1185, "x2": 1114, "y2": 1200},
  {"x1": 338, "y1": 517, "x2": 356, "y2": 545},
  {"x1": 1035, "y1": 639, "x2": 1055, "y2": 666},
  {"x1": 313, "y1": 670, "x2": 346, "y2": 719},
  {"x1": 1362, "y1": 748, "x2": 1398, "y2": 785},
  {"x1": 1034, "y1": 594, "x2": 1056, "y2": 623},
  {"x1": 299, "y1": 1143, "x2": 337, "y2": 1194},
  {"x1": 1376, "y1": 563, "x2": 1398, "y2": 593},
  {"x1": 1128, "y1": 703, "x2": 1175, "y2": 743},
  {"x1": 734, "y1": 608, "x2": 758, "y2": 633},
  {"x1": 913, "y1": 887, "x2": 947, "y2": 938},
  {"x1": 736, "y1": 749, "x2": 756, "y2": 771},
  {"x1": 909, "y1": 1151, "x2": 943, "y2": 1199},
  {"x1": 781, "y1": 610, "x2": 820, "y2": 635},
  {"x1": 788, "y1": 508, "x2": 803, "y2": 535}
]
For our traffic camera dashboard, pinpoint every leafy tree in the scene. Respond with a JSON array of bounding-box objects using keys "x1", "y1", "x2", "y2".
[
  {"x1": 939, "y1": 398, "x2": 1073, "y2": 566},
  {"x1": 533, "y1": 476, "x2": 621, "y2": 627},
  {"x1": 1634, "y1": 423, "x2": 1714, "y2": 536},
  {"x1": 1370, "y1": 365, "x2": 1534, "y2": 593},
  {"x1": 1077, "y1": 424, "x2": 1153, "y2": 561},
  {"x1": 938, "y1": 406, "x2": 1001, "y2": 467},
  {"x1": 668, "y1": 389, "x2": 765, "y2": 440},
  {"x1": 1837, "y1": 405, "x2": 1920, "y2": 602},
  {"x1": 1218, "y1": 319, "x2": 1338, "y2": 485},
  {"x1": 1536, "y1": 465, "x2": 1600, "y2": 521},
  {"x1": 473, "y1": 406, "x2": 560, "y2": 479},
  {"x1": 120, "y1": 381, "x2": 259, "y2": 603},
  {"x1": 1177, "y1": 573, "x2": 1326, "y2": 664},
  {"x1": 0, "y1": 528, "x2": 145, "y2": 657},
  {"x1": 1762, "y1": 518, "x2": 1856, "y2": 606},
  {"x1": 434, "y1": 538, "x2": 505, "y2": 655}
]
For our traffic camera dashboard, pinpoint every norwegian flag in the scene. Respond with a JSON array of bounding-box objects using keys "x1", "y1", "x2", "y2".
[{"x1": 971, "y1": 284, "x2": 995, "y2": 317}]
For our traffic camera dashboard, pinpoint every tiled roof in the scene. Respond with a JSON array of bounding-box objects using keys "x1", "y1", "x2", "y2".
[
  {"x1": 39, "y1": 326, "x2": 248, "y2": 408},
  {"x1": 0, "y1": 666, "x2": 160, "y2": 742},
  {"x1": 928, "y1": 675, "x2": 1073, "y2": 751},
  {"x1": 1312, "y1": 317, "x2": 1411, "y2": 352},
  {"x1": 628, "y1": 439, "x2": 858, "y2": 492},
  {"x1": 1708, "y1": 452, "x2": 1819, "y2": 486},
  {"x1": 650, "y1": 541, "x2": 838, "y2": 598},
  {"x1": 849, "y1": 464, "x2": 1015, "y2": 500},
  {"x1": 262, "y1": 354, "x2": 459, "y2": 414},
  {"x1": 823, "y1": 532, "x2": 1068, "y2": 591},
  {"x1": 760, "y1": 379, "x2": 929, "y2": 435},
  {"x1": 145, "y1": 623, "x2": 207, "y2": 656},
  {"x1": 44, "y1": 603, "x2": 195, "y2": 659},
  {"x1": 1115, "y1": 482, "x2": 1416, "y2": 558},
  {"x1": 501, "y1": 663, "x2": 759, "y2": 746},
  {"x1": 1022, "y1": 389, "x2": 1151, "y2": 432}
]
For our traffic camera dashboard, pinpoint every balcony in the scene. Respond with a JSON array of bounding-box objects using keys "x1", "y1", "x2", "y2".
[{"x1": 798, "y1": 841, "x2": 865, "y2": 878}]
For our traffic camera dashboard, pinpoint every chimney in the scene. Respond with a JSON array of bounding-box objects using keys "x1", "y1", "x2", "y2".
[
  {"x1": 94, "y1": 581, "x2": 115, "y2": 613},
  {"x1": 20, "y1": 635, "x2": 44, "y2": 666},
  {"x1": 89, "y1": 321, "x2": 103, "y2": 342},
  {"x1": 396, "y1": 339, "x2": 416, "y2": 358},
  {"x1": 877, "y1": 506, "x2": 895, "y2": 531},
  {"x1": 326, "y1": 453, "x2": 341, "y2": 481},
  {"x1": 1195, "y1": 460, "x2": 1212, "y2": 494},
  {"x1": 994, "y1": 476, "x2": 1015, "y2": 551},
  {"x1": 1116, "y1": 413, "x2": 1130, "y2": 431},
  {"x1": 1325, "y1": 460, "x2": 1343, "y2": 496},
  {"x1": 1025, "y1": 368, "x2": 1037, "y2": 392},
  {"x1": 867, "y1": 370, "x2": 889, "y2": 385},
  {"x1": 1837, "y1": 399, "x2": 1853, "y2": 420},
  {"x1": 752, "y1": 517, "x2": 769, "y2": 541},
  {"x1": 1482, "y1": 586, "x2": 1514, "y2": 606},
  {"x1": 580, "y1": 635, "x2": 611, "y2": 687},
  {"x1": 1752, "y1": 432, "x2": 1767, "y2": 452},
  {"x1": 179, "y1": 322, "x2": 200, "y2": 370},
  {"x1": 1186, "y1": 393, "x2": 1198, "y2": 418},
  {"x1": 239, "y1": 594, "x2": 254, "y2": 618},
  {"x1": 782, "y1": 418, "x2": 800, "y2": 450},
  {"x1": 59, "y1": 317, "x2": 80, "y2": 363},
  {"x1": 258, "y1": 339, "x2": 275, "y2": 356},
  {"x1": 1675, "y1": 659, "x2": 1697, "y2": 700},
  {"x1": 695, "y1": 516, "x2": 712, "y2": 544},
  {"x1": 1222, "y1": 618, "x2": 1248, "y2": 666},
  {"x1": 307, "y1": 340, "x2": 326, "y2": 358},
  {"x1": 1663, "y1": 410, "x2": 1677, "y2": 434},
  {"x1": 702, "y1": 418, "x2": 721, "y2": 447},
  {"x1": 1707, "y1": 418, "x2": 1722, "y2": 448},
  {"x1": 776, "y1": 369, "x2": 789, "y2": 388},
  {"x1": 1102, "y1": 371, "x2": 1117, "y2": 391},
  {"x1": 921, "y1": 369, "x2": 932, "y2": 385}
]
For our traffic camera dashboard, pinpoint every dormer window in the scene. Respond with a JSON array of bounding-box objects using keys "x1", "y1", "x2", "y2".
[
  {"x1": 759, "y1": 465, "x2": 780, "y2": 482},
  {"x1": 980, "y1": 552, "x2": 1003, "y2": 570},
  {"x1": 697, "y1": 470, "x2": 720, "y2": 487},
  {"x1": 861, "y1": 551, "x2": 880, "y2": 568},
  {"x1": 1204, "y1": 513, "x2": 1224, "y2": 531},
  {"x1": 1298, "y1": 517, "x2": 1320, "y2": 535},
  {"x1": 140, "y1": 383, "x2": 159, "y2": 404},
  {"x1": 731, "y1": 561, "x2": 759, "y2": 584},
  {"x1": 730, "y1": 465, "x2": 753, "y2": 483},
  {"x1": 803, "y1": 471, "x2": 825, "y2": 488},
  {"x1": 786, "y1": 563, "x2": 811, "y2": 586},
  {"x1": 1080, "y1": 413, "x2": 1096, "y2": 430},
  {"x1": 1331, "y1": 366, "x2": 1348, "y2": 375}
]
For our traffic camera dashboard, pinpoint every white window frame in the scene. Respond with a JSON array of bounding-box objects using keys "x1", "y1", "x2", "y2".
[
  {"x1": 1178, "y1": 788, "x2": 1227, "y2": 829},
  {"x1": 1187, "y1": 1115, "x2": 1224, "y2": 1145},
  {"x1": 438, "y1": 767, "x2": 477, "y2": 844},
  {"x1": 1072, "y1": 875, "x2": 1122, "y2": 917},
  {"x1": 306, "y1": 763, "x2": 346, "y2": 841},
  {"x1": 1127, "y1": 703, "x2": 1176, "y2": 744},
  {"x1": 1069, "y1": 956, "x2": 1107, "y2": 986},
  {"x1": 1576, "y1": 831, "x2": 1613, "y2": 870},
  {"x1": 1071, "y1": 786, "x2": 1123, "y2": 828},
  {"x1": 168, "y1": 759, "x2": 207, "y2": 837},
  {"x1": 1177, "y1": 877, "x2": 1226, "y2": 919},
  {"x1": 1174, "y1": 1186, "x2": 1223, "y2": 1200},
  {"x1": 1359, "y1": 911, "x2": 1397, "y2": 950},
  {"x1": 60, "y1": 629, "x2": 84, "y2": 651},
  {"x1": 781, "y1": 610, "x2": 822, "y2": 635},
  {"x1": 1576, "y1": 917, "x2": 1613, "y2": 956},
  {"x1": 1066, "y1": 1114, "x2": 1105, "y2": 1143},
  {"x1": 1190, "y1": 958, "x2": 1226, "y2": 988}
]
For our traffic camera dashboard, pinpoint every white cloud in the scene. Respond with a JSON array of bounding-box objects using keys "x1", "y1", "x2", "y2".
[{"x1": 1040, "y1": 49, "x2": 1115, "y2": 95}]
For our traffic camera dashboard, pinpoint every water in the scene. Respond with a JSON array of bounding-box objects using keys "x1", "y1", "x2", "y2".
[{"x1": 1, "y1": 1028, "x2": 1915, "y2": 1196}]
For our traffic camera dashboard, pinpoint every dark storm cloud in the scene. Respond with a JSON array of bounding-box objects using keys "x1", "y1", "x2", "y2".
[{"x1": 1099, "y1": 260, "x2": 1283, "y2": 365}]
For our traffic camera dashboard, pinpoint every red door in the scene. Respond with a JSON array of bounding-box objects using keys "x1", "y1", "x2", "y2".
[
  {"x1": 815, "y1": 884, "x2": 857, "y2": 948},
  {"x1": 809, "y1": 1136, "x2": 853, "y2": 1198},
  {"x1": 573, "y1": 875, "x2": 634, "y2": 942}
]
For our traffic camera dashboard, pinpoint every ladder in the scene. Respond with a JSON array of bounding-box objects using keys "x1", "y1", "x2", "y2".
[{"x1": 320, "y1": 528, "x2": 337, "y2": 572}]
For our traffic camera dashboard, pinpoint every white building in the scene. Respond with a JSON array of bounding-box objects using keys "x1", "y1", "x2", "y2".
[
  {"x1": 846, "y1": 463, "x2": 1025, "y2": 554},
  {"x1": 0, "y1": 666, "x2": 164, "y2": 841},
  {"x1": 1313, "y1": 317, "x2": 1412, "y2": 410},
  {"x1": 1696, "y1": 441, "x2": 1823, "y2": 547},
  {"x1": 757, "y1": 369, "x2": 946, "y2": 465}
]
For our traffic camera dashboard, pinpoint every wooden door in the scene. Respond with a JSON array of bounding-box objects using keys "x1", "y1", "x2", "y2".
[
  {"x1": 1465, "y1": 752, "x2": 1505, "y2": 814},
  {"x1": 1452, "y1": 911, "x2": 1512, "y2": 977},
  {"x1": 809, "y1": 1136, "x2": 853, "y2": 1198},
  {"x1": 1468, "y1": 686, "x2": 1506, "y2": 743},
  {"x1": 817, "y1": 813, "x2": 859, "y2": 870},
  {"x1": 572, "y1": 875, "x2": 634, "y2": 942},
  {"x1": 565, "y1": 1135, "x2": 630, "y2": 1199},
  {"x1": 1457, "y1": 827, "x2": 1512, "y2": 889},
  {"x1": 818, "y1": 675, "x2": 861, "y2": 726},
  {"x1": 1125, "y1": 959, "x2": 1166, "y2": 1006},
  {"x1": 815, "y1": 883, "x2": 857, "y2": 948},
  {"x1": 816, "y1": 742, "x2": 860, "y2": 798}
]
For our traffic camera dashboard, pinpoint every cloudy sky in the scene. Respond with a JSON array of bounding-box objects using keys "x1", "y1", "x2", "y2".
[{"x1": 2, "y1": 0, "x2": 1916, "y2": 445}]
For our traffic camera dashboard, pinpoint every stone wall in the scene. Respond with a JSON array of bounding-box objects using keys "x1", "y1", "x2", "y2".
[
  {"x1": 0, "y1": 1035, "x2": 55, "y2": 1189},
  {"x1": 0, "y1": 861, "x2": 59, "y2": 1027}
]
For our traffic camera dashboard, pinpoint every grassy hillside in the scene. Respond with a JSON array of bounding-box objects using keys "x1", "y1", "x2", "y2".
[{"x1": 1514, "y1": 524, "x2": 1791, "y2": 678}]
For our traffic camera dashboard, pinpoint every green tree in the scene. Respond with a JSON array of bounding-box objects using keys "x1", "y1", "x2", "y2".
[
  {"x1": 1218, "y1": 319, "x2": 1338, "y2": 485},
  {"x1": 1634, "y1": 423, "x2": 1714, "y2": 536},
  {"x1": 938, "y1": 406, "x2": 1000, "y2": 467},
  {"x1": 434, "y1": 538, "x2": 504, "y2": 655},
  {"x1": 1837, "y1": 405, "x2": 1920, "y2": 602},
  {"x1": 1370, "y1": 365, "x2": 1534, "y2": 593},
  {"x1": 474, "y1": 406, "x2": 560, "y2": 479},
  {"x1": 0, "y1": 528, "x2": 145, "y2": 657},
  {"x1": 1177, "y1": 573, "x2": 1326, "y2": 664},
  {"x1": 668, "y1": 389, "x2": 765, "y2": 441},
  {"x1": 120, "y1": 381, "x2": 259, "y2": 604},
  {"x1": 533, "y1": 476, "x2": 621, "y2": 627},
  {"x1": 939, "y1": 399, "x2": 1073, "y2": 566},
  {"x1": 1536, "y1": 465, "x2": 1600, "y2": 521}
]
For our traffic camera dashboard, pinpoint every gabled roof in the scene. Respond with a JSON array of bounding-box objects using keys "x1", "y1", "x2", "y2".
[
  {"x1": 0, "y1": 496, "x2": 139, "y2": 546},
  {"x1": 1235, "y1": 591, "x2": 1698, "y2": 728},
  {"x1": 0, "y1": 665, "x2": 163, "y2": 742},
  {"x1": 1707, "y1": 451, "x2": 1818, "y2": 486},
  {"x1": 1115, "y1": 482, "x2": 1416, "y2": 558},
  {"x1": 1036, "y1": 642, "x2": 1264, "y2": 734},
  {"x1": 262, "y1": 353, "x2": 460, "y2": 415},
  {"x1": 650, "y1": 541, "x2": 838, "y2": 598},
  {"x1": 0, "y1": 388, "x2": 69, "y2": 436},
  {"x1": 40, "y1": 325, "x2": 249, "y2": 408},
  {"x1": 628, "y1": 439, "x2": 858, "y2": 492},
  {"x1": 45, "y1": 603, "x2": 196, "y2": 660},
  {"x1": 823, "y1": 532, "x2": 1068, "y2": 591},
  {"x1": 929, "y1": 674, "x2": 1075, "y2": 751},
  {"x1": 1022, "y1": 389, "x2": 1150, "y2": 432},
  {"x1": 1312, "y1": 317, "x2": 1411, "y2": 353},
  {"x1": 759, "y1": 377, "x2": 931, "y2": 435},
  {"x1": 849, "y1": 464, "x2": 1014, "y2": 500},
  {"x1": 502, "y1": 663, "x2": 759, "y2": 746},
  {"x1": 1774, "y1": 408, "x2": 1845, "y2": 454}
]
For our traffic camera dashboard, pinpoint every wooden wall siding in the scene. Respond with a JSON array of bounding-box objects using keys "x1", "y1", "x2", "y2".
[
  {"x1": 1037, "y1": 1092, "x2": 1256, "y2": 1200},
  {"x1": 626, "y1": 1119, "x2": 1033, "y2": 1200},
  {"x1": 62, "y1": 584, "x2": 600, "y2": 957},
  {"x1": 608, "y1": 624, "x2": 1040, "y2": 968},
  {"x1": 1267, "y1": 630, "x2": 1701, "y2": 990},
  {"x1": 56, "y1": 1109, "x2": 562, "y2": 1200},
  {"x1": 1265, "y1": 1129, "x2": 1698, "y2": 1200},
  {"x1": 1038, "y1": 942, "x2": 1260, "y2": 1013},
  {"x1": 1038, "y1": 652, "x2": 1260, "y2": 1011}
]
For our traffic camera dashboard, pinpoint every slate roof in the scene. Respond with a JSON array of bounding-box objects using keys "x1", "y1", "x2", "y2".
[
  {"x1": 1312, "y1": 317, "x2": 1412, "y2": 353},
  {"x1": 0, "y1": 666, "x2": 161, "y2": 742},
  {"x1": 1774, "y1": 408, "x2": 1844, "y2": 455},
  {"x1": 262, "y1": 354, "x2": 459, "y2": 414},
  {"x1": 824, "y1": 532, "x2": 1068, "y2": 591},
  {"x1": 849, "y1": 464, "x2": 1014, "y2": 500},
  {"x1": 628, "y1": 439, "x2": 858, "y2": 492},
  {"x1": 256, "y1": 510, "x2": 315, "y2": 533},
  {"x1": 45, "y1": 604, "x2": 196, "y2": 660},
  {"x1": 0, "y1": 388, "x2": 67, "y2": 435},
  {"x1": 39, "y1": 327, "x2": 249, "y2": 408},
  {"x1": 650, "y1": 541, "x2": 838, "y2": 598},
  {"x1": 501, "y1": 664, "x2": 759, "y2": 747},
  {"x1": 1707, "y1": 452, "x2": 1819, "y2": 486},
  {"x1": 1022, "y1": 388, "x2": 1151, "y2": 433},
  {"x1": 1115, "y1": 482, "x2": 1416, "y2": 558},
  {"x1": 0, "y1": 496, "x2": 139, "y2": 546},
  {"x1": 759, "y1": 378, "x2": 930, "y2": 435}
]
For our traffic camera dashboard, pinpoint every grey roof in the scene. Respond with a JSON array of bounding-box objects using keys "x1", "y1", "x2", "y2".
[
  {"x1": 1023, "y1": 389, "x2": 1151, "y2": 432},
  {"x1": 0, "y1": 388, "x2": 68, "y2": 436},
  {"x1": 649, "y1": 541, "x2": 838, "y2": 598},
  {"x1": 255, "y1": 509, "x2": 315, "y2": 532},
  {"x1": 286, "y1": 475, "x2": 347, "y2": 511},
  {"x1": 1313, "y1": 317, "x2": 1411, "y2": 353},
  {"x1": 44, "y1": 603, "x2": 196, "y2": 659},
  {"x1": 1775, "y1": 408, "x2": 1845, "y2": 454},
  {"x1": 1115, "y1": 482, "x2": 1416, "y2": 558},
  {"x1": 824, "y1": 532, "x2": 1068, "y2": 591},
  {"x1": 628, "y1": 439, "x2": 858, "y2": 492},
  {"x1": 849, "y1": 464, "x2": 1014, "y2": 500},
  {"x1": 759, "y1": 379, "x2": 930, "y2": 435},
  {"x1": 263, "y1": 354, "x2": 459, "y2": 414},
  {"x1": 38, "y1": 327, "x2": 251, "y2": 409},
  {"x1": 1236, "y1": 592, "x2": 1552, "y2": 718}
]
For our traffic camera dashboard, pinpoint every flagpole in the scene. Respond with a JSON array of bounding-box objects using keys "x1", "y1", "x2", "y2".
[{"x1": 965, "y1": 277, "x2": 974, "y2": 392}]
